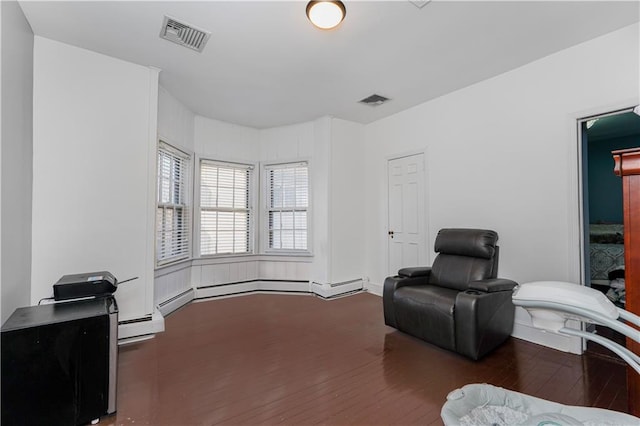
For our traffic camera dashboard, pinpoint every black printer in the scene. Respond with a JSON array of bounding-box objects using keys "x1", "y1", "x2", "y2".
[{"x1": 53, "y1": 271, "x2": 118, "y2": 301}]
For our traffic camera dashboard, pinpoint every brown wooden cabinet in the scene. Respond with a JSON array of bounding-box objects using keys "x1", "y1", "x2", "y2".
[{"x1": 613, "y1": 147, "x2": 640, "y2": 415}]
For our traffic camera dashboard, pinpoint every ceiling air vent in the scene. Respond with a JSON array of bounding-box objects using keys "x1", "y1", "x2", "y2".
[
  {"x1": 359, "y1": 94, "x2": 391, "y2": 107},
  {"x1": 160, "y1": 15, "x2": 211, "y2": 53},
  {"x1": 409, "y1": 0, "x2": 431, "y2": 9}
]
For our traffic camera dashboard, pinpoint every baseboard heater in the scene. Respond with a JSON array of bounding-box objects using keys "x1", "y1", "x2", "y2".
[
  {"x1": 195, "y1": 279, "x2": 364, "y2": 300},
  {"x1": 197, "y1": 279, "x2": 308, "y2": 290},
  {"x1": 157, "y1": 288, "x2": 195, "y2": 316},
  {"x1": 118, "y1": 315, "x2": 152, "y2": 325},
  {"x1": 311, "y1": 279, "x2": 364, "y2": 299},
  {"x1": 329, "y1": 279, "x2": 363, "y2": 288}
]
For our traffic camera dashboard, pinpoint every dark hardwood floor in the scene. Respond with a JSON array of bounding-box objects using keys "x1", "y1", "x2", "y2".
[{"x1": 104, "y1": 292, "x2": 629, "y2": 425}]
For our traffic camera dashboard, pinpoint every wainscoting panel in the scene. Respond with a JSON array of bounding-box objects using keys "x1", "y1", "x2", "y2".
[
  {"x1": 201, "y1": 263, "x2": 231, "y2": 285},
  {"x1": 196, "y1": 281, "x2": 259, "y2": 299},
  {"x1": 193, "y1": 257, "x2": 313, "y2": 299},
  {"x1": 157, "y1": 256, "x2": 362, "y2": 308},
  {"x1": 154, "y1": 263, "x2": 192, "y2": 307},
  {"x1": 195, "y1": 280, "x2": 311, "y2": 300}
]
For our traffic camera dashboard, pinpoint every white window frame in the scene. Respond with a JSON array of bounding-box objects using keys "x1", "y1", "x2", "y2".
[
  {"x1": 156, "y1": 141, "x2": 192, "y2": 266},
  {"x1": 263, "y1": 160, "x2": 311, "y2": 254},
  {"x1": 197, "y1": 158, "x2": 256, "y2": 257}
]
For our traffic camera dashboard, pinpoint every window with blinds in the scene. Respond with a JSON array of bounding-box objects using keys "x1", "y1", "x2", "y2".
[
  {"x1": 156, "y1": 142, "x2": 191, "y2": 265},
  {"x1": 266, "y1": 162, "x2": 309, "y2": 251},
  {"x1": 200, "y1": 160, "x2": 253, "y2": 256}
]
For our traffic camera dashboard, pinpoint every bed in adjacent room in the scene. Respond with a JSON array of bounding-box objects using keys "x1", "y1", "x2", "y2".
[{"x1": 589, "y1": 223, "x2": 625, "y2": 305}]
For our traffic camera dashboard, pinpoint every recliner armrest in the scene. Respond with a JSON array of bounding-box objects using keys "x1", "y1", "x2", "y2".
[
  {"x1": 398, "y1": 266, "x2": 432, "y2": 278},
  {"x1": 383, "y1": 273, "x2": 430, "y2": 328},
  {"x1": 468, "y1": 278, "x2": 517, "y2": 293},
  {"x1": 454, "y1": 286, "x2": 516, "y2": 360}
]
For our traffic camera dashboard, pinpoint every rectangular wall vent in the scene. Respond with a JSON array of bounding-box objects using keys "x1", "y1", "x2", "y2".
[
  {"x1": 409, "y1": 0, "x2": 431, "y2": 9},
  {"x1": 160, "y1": 15, "x2": 211, "y2": 53},
  {"x1": 359, "y1": 94, "x2": 391, "y2": 107}
]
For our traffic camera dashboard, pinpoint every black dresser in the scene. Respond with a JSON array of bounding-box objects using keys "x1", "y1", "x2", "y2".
[{"x1": 1, "y1": 297, "x2": 118, "y2": 425}]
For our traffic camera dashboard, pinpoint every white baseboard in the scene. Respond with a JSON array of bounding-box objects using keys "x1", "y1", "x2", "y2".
[
  {"x1": 365, "y1": 281, "x2": 383, "y2": 296},
  {"x1": 195, "y1": 279, "x2": 365, "y2": 300},
  {"x1": 257, "y1": 280, "x2": 311, "y2": 293},
  {"x1": 118, "y1": 309, "x2": 165, "y2": 341},
  {"x1": 118, "y1": 334, "x2": 155, "y2": 346},
  {"x1": 511, "y1": 321, "x2": 581, "y2": 354},
  {"x1": 195, "y1": 280, "x2": 310, "y2": 299},
  {"x1": 157, "y1": 288, "x2": 195, "y2": 316}
]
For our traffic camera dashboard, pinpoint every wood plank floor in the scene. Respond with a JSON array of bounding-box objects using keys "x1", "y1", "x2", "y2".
[{"x1": 103, "y1": 292, "x2": 629, "y2": 425}]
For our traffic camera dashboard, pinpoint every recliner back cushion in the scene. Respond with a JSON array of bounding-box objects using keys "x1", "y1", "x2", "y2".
[
  {"x1": 428, "y1": 228, "x2": 498, "y2": 290},
  {"x1": 429, "y1": 254, "x2": 495, "y2": 291},
  {"x1": 434, "y1": 229, "x2": 497, "y2": 259}
]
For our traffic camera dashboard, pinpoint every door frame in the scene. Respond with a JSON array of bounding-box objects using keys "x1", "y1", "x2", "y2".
[
  {"x1": 572, "y1": 100, "x2": 638, "y2": 352},
  {"x1": 577, "y1": 107, "x2": 636, "y2": 284},
  {"x1": 384, "y1": 148, "x2": 430, "y2": 276}
]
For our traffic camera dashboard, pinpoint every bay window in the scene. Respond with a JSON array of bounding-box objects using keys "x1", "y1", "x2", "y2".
[
  {"x1": 199, "y1": 160, "x2": 254, "y2": 256},
  {"x1": 265, "y1": 162, "x2": 309, "y2": 251},
  {"x1": 156, "y1": 142, "x2": 191, "y2": 265}
]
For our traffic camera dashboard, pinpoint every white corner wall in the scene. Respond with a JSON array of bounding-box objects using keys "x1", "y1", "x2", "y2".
[
  {"x1": 329, "y1": 118, "x2": 365, "y2": 285},
  {"x1": 195, "y1": 115, "x2": 260, "y2": 163},
  {"x1": 158, "y1": 87, "x2": 195, "y2": 154},
  {"x1": 363, "y1": 23, "x2": 639, "y2": 353},
  {"x1": 32, "y1": 37, "x2": 158, "y2": 323},
  {"x1": 310, "y1": 117, "x2": 331, "y2": 286},
  {"x1": 154, "y1": 87, "x2": 196, "y2": 306},
  {"x1": 1, "y1": 1, "x2": 34, "y2": 324}
]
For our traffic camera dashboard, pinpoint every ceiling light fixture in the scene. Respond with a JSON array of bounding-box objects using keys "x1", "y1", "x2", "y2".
[{"x1": 306, "y1": 1, "x2": 346, "y2": 30}]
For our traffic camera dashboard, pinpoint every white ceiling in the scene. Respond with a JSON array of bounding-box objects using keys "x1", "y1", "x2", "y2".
[{"x1": 19, "y1": 1, "x2": 640, "y2": 129}]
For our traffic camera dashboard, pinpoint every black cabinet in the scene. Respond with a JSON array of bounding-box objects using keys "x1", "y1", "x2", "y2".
[{"x1": 1, "y1": 297, "x2": 118, "y2": 425}]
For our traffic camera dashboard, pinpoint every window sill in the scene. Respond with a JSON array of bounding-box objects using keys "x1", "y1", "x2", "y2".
[
  {"x1": 263, "y1": 250, "x2": 313, "y2": 257},
  {"x1": 192, "y1": 253, "x2": 313, "y2": 266}
]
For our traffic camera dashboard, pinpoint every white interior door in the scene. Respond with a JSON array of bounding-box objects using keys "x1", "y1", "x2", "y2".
[{"x1": 388, "y1": 153, "x2": 426, "y2": 275}]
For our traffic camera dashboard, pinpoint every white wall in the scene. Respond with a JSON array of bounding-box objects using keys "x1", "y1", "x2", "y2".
[
  {"x1": 329, "y1": 118, "x2": 365, "y2": 285},
  {"x1": 363, "y1": 23, "x2": 639, "y2": 352},
  {"x1": 259, "y1": 121, "x2": 315, "y2": 162},
  {"x1": 158, "y1": 87, "x2": 195, "y2": 154},
  {"x1": 195, "y1": 115, "x2": 260, "y2": 163},
  {"x1": 310, "y1": 117, "x2": 331, "y2": 285},
  {"x1": 260, "y1": 118, "x2": 327, "y2": 284},
  {"x1": 1, "y1": 1, "x2": 34, "y2": 324},
  {"x1": 154, "y1": 87, "x2": 195, "y2": 306},
  {"x1": 32, "y1": 37, "x2": 158, "y2": 323}
]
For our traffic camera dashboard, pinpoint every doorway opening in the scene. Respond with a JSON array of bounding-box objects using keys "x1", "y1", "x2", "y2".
[{"x1": 579, "y1": 107, "x2": 640, "y2": 360}]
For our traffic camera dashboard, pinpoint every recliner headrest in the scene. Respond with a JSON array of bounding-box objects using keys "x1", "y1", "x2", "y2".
[{"x1": 434, "y1": 228, "x2": 498, "y2": 259}]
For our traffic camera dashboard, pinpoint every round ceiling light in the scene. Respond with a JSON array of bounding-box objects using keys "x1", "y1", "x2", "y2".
[{"x1": 306, "y1": 1, "x2": 346, "y2": 30}]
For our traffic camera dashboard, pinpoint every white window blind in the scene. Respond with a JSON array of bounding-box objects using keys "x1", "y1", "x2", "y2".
[
  {"x1": 200, "y1": 160, "x2": 253, "y2": 256},
  {"x1": 156, "y1": 142, "x2": 190, "y2": 265},
  {"x1": 266, "y1": 162, "x2": 308, "y2": 251}
]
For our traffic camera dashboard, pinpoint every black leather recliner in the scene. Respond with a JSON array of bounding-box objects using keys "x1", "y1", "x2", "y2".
[{"x1": 383, "y1": 228, "x2": 517, "y2": 360}]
